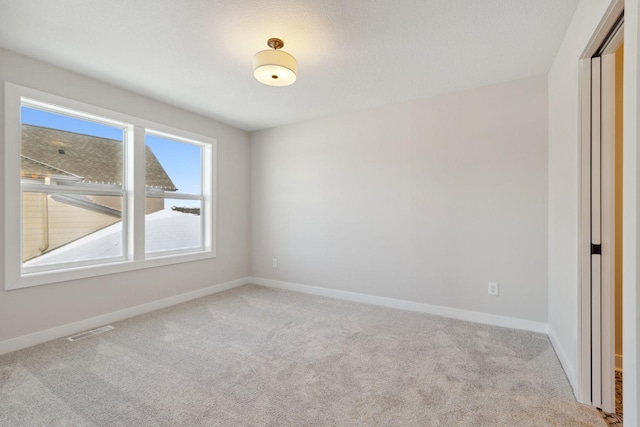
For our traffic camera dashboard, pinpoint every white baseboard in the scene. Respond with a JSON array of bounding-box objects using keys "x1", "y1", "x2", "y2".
[
  {"x1": 547, "y1": 325, "x2": 577, "y2": 395},
  {"x1": 0, "y1": 276, "x2": 251, "y2": 356},
  {"x1": 615, "y1": 353, "x2": 622, "y2": 372},
  {"x1": 250, "y1": 277, "x2": 548, "y2": 334}
]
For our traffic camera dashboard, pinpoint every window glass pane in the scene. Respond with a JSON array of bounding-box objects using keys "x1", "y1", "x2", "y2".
[
  {"x1": 145, "y1": 198, "x2": 202, "y2": 253},
  {"x1": 145, "y1": 134, "x2": 201, "y2": 198},
  {"x1": 21, "y1": 106, "x2": 124, "y2": 188},
  {"x1": 22, "y1": 193, "x2": 123, "y2": 267}
]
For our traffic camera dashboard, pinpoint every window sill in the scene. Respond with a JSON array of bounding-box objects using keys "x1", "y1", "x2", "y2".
[{"x1": 6, "y1": 250, "x2": 216, "y2": 290}]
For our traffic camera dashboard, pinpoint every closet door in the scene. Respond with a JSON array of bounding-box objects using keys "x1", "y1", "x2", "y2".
[
  {"x1": 590, "y1": 51, "x2": 617, "y2": 414},
  {"x1": 590, "y1": 55, "x2": 603, "y2": 409}
]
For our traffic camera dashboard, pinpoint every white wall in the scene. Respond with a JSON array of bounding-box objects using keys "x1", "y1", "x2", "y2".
[
  {"x1": 251, "y1": 76, "x2": 548, "y2": 323},
  {"x1": 548, "y1": 0, "x2": 640, "y2": 422},
  {"x1": 0, "y1": 48, "x2": 251, "y2": 343}
]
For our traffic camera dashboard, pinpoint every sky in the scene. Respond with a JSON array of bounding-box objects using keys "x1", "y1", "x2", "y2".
[{"x1": 21, "y1": 106, "x2": 201, "y2": 208}]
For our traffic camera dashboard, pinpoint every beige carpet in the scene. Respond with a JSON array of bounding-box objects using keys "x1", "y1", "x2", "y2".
[{"x1": 0, "y1": 285, "x2": 606, "y2": 426}]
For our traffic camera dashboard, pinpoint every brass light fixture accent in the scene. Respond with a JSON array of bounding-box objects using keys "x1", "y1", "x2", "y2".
[
  {"x1": 267, "y1": 37, "x2": 284, "y2": 50},
  {"x1": 253, "y1": 38, "x2": 297, "y2": 87}
]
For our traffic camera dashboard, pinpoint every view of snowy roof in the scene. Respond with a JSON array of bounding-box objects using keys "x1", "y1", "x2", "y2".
[{"x1": 24, "y1": 209, "x2": 201, "y2": 267}]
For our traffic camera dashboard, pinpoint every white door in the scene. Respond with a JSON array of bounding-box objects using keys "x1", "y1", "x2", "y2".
[
  {"x1": 591, "y1": 55, "x2": 603, "y2": 409},
  {"x1": 590, "y1": 43, "x2": 620, "y2": 414}
]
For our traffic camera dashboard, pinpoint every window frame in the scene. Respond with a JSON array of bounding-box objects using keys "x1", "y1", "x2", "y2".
[{"x1": 4, "y1": 83, "x2": 217, "y2": 290}]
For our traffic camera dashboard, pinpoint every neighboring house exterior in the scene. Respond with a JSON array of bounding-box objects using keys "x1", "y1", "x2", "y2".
[{"x1": 21, "y1": 124, "x2": 176, "y2": 262}]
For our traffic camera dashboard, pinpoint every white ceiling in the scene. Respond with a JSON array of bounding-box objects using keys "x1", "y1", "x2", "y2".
[{"x1": 0, "y1": 0, "x2": 579, "y2": 131}]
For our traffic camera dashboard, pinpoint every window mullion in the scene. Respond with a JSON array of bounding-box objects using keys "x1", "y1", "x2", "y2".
[{"x1": 130, "y1": 125, "x2": 146, "y2": 261}]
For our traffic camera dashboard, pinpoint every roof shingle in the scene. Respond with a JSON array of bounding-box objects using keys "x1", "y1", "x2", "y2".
[{"x1": 20, "y1": 124, "x2": 177, "y2": 191}]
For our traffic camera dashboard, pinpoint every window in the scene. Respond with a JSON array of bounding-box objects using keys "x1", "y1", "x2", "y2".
[
  {"x1": 144, "y1": 133, "x2": 205, "y2": 255},
  {"x1": 4, "y1": 83, "x2": 216, "y2": 290},
  {"x1": 20, "y1": 104, "x2": 127, "y2": 269}
]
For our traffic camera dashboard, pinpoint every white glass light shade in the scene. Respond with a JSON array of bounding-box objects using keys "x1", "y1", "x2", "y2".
[{"x1": 253, "y1": 49, "x2": 297, "y2": 87}]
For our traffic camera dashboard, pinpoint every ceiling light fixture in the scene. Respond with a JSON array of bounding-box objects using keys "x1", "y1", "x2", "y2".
[{"x1": 253, "y1": 38, "x2": 297, "y2": 87}]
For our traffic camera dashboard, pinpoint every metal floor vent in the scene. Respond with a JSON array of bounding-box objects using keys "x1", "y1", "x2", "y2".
[{"x1": 66, "y1": 325, "x2": 114, "y2": 342}]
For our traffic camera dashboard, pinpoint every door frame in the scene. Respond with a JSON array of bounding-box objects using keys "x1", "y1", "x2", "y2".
[{"x1": 578, "y1": 0, "x2": 624, "y2": 411}]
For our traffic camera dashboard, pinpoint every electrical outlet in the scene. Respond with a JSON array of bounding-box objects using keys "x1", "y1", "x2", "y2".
[
  {"x1": 488, "y1": 282, "x2": 499, "y2": 296},
  {"x1": 272, "y1": 258, "x2": 278, "y2": 268}
]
